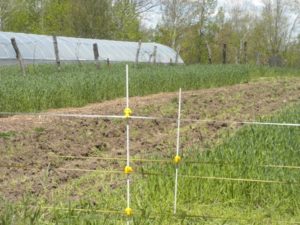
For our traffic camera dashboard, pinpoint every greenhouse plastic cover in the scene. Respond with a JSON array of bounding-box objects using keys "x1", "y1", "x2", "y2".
[{"x1": 0, "y1": 31, "x2": 184, "y2": 64}]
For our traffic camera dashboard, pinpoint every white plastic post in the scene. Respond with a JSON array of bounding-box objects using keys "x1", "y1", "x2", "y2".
[
  {"x1": 126, "y1": 64, "x2": 131, "y2": 225},
  {"x1": 126, "y1": 65, "x2": 129, "y2": 109},
  {"x1": 173, "y1": 88, "x2": 182, "y2": 214},
  {"x1": 126, "y1": 122, "x2": 130, "y2": 210},
  {"x1": 176, "y1": 88, "x2": 182, "y2": 157}
]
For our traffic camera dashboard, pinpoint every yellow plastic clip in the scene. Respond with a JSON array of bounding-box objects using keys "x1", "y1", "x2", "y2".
[
  {"x1": 124, "y1": 108, "x2": 132, "y2": 119},
  {"x1": 124, "y1": 166, "x2": 133, "y2": 174},
  {"x1": 174, "y1": 155, "x2": 181, "y2": 164},
  {"x1": 125, "y1": 207, "x2": 133, "y2": 216}
]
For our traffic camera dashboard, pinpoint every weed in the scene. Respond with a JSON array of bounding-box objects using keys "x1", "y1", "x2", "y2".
[{"x1": 0, "y1": 131, "x2": 16, "y2": 139}]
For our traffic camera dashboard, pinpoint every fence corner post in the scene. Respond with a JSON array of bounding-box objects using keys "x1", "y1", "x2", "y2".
[
  {"x1": 222, "y1": 43, "x2": 227, "y2": 64},
  {"x1": 93, "y1": 43, "x2": 100, "y2": 70},
  {"x1": 135, "y1": 40, "x2": 142, "y2": 66},
  {"x1": 52, "y1": 35, "x2": 61, "y2": 71},
  {"x1": 153, "y1": 46, "x2": 157, "y2": 64},
  {"x1": 11, "y1": 37, "x2": 26, "y2": 76}
]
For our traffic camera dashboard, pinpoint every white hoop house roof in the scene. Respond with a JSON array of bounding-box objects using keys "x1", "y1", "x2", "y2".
[{"x1": 0, "y1": 32, "x2": 184, "y2": 64}]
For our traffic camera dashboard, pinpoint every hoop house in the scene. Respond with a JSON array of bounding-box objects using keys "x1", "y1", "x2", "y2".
[{"x1": 0, "y1": 32, "x2": 184, "y2": 65}]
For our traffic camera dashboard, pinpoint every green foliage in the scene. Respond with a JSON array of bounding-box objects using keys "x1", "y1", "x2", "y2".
[
  {"x1": 1, "y1": 105, "x2": 299, "y2": 224},
  {"x1": 3, "y1": 0, "x2": 37, "y2": 33},
  {"x1": 156, "y1": 1, "x2": 300, "y2": 66},
  {"x1": 69, "y1": 0, "x2": 114, "y2": 39},
  {"x1": 0, "y1": 197, "x2": 42, "y2": 225},
  {"x1": 0, "y1": 0, "x2": 141, "y2": 41},
  {"x1": 43, "y1": 0, "x2": 74, "y2": 36},
  {"x1": 0, "y1": 131, "x2": 16, "y2": 139},
  {"x1": 183, "y1": 106, "x2": 300, "y2": 206},
  {"x1": 112, "y1": 0, "x2": 141, "y2": 40},
  {"x1": 1, "y1": 0, "x2": 299, "y2": 65},
  {"x1": 0, "y1": 64, "x2": 299, "y2": 113}
]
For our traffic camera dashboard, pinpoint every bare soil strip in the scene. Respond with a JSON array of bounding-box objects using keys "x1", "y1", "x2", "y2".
[{"x1": 0, "y1": 77, "x2": 299, "y2": 200}]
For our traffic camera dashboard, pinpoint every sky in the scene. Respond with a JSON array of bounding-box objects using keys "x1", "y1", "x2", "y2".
[
  {"x1": 219, "y1": 0, "x2": 264, "y2": 7},
  {"x1": 142, "y1": 0, "x2": 265, "y2": 28},
  {"x1": 142, "y1": 0, "x2": 299, "y2": 36}
]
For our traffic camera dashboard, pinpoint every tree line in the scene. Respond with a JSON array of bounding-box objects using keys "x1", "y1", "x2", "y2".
[
  {"x1": 0, "y1": 0, "x2": 299, "y2": 66},
  {"x1": 0, "y1": 0, "x2": 143, "y2": 40}
]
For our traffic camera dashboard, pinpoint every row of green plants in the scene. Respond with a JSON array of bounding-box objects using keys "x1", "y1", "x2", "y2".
[
  {"x1": 0, "y1": 63, "x2": 299, "y2": 113},
  {"x1": 1, "y1": 104, "x2": 299, "y2": 224}
]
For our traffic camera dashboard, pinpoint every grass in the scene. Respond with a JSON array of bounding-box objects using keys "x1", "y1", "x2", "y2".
[
  {"x1": 0, "y1": 63, "x2": 299, "y2": 113},
  {"x1": 0, "y1": 63, "x2": 299, "y2": 224},
  {"x1": 1, "y1": 104, "x2": 299, "y2": 224},
  {"x1": 0, "y1": 131, "x2": 16, "y2": 139}
]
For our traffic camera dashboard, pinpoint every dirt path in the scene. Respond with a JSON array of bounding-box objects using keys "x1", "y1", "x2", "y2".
[{"x1": 0, "y1": 77, "x2": 299, "y2": 200}]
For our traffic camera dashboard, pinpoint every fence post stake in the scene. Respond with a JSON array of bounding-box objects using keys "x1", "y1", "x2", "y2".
[
  {"x1": 106, "y1": 58, "x2": 111, "y2": 68},
  {"x1": 206, "y1": 41, "x2": 212, "y2": 64},
  {"x1": 244, "y1": 41, "x2": 248, "y2": 64},
  {"x1": 173, "y1": 88, "x2": 182, "y2": 214},
  {"x1": 52, "y1": 35, "x2": 61, "y2": 71},
  {"x1": 93, "y1": 43, "x2": 100, "y2": 70},
  {"x1": 256, "y1": 52, "x2": 261, "y2": 65},
  {"x1": 135, "y1": 40, "x2": 142, "y2": 66},
  {"x1": 124, "y1": 64, "x2": 133, "y2": 224},
  {"x1": 223, "y1": 43, "x2": 227, "y2": 64},
  {"x1": 175, "y1": 45, "x2": 181, "y2": 64},
  {"x1": 153, "y1": 45, "x2": 157, "y2": 64},
  {"x1": 11, "y1": 38, "x2": 26, "y2": 76},
  {"x1": 235, "y1": 47, "x2": 240, "y2": 64}
]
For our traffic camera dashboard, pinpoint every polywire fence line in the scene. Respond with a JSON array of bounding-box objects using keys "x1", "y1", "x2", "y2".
[
  {"x1": 41, "y1": 206, "x2": 123, "y2": 215},
  {"x1": 0, "y1": 112, "x2": 125, "y2": 119},
  {"x1": 50, "y1": 155, "x2": 172, "y2": 163},
  {"x1": 57, "y1": 168, "x2": 123, "y2": 174},
  {"x1": 49, "y1": 155, "x2": 300, "y2": 170},
  {"x1": 1, "y1": 112, "x2": 300, "y2": 127},
  {"x1": 32, "y1": 206, "x2": 300, "y2": 224},
  {"x1": 137, "y1": 170, "x2": 300, "y2": 185},
  {"x1": 3, "y1": 164, "x2": 299, "y2": 185},
  {"x1": 3, "y1": 155, "x2": 300, "y2": 170},
  {"x1": 6, "y1": 166, "x2": 298, "y2": 186},
  {"x1": 23, "y1": 204, "x2": 300, "y2": 223},
  {"x1": 1, "y1": 65, "x2": 299, "y2": 224}
]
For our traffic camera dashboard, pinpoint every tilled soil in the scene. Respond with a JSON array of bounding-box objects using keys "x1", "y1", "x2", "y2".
[{"x1": 0, "y1": 77, "x2": 299, "y2": 200}]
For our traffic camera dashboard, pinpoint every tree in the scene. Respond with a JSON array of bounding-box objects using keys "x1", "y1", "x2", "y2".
[
  {"x1": 69, "y1": 0, "x2": 113, "y2": 39},
  {"x1": 131, "y1": 0, "x2": 160, "y2": 14},
  {"x1": 219, "y1": 2, "x2": 254, "y2": 63},
  {"x1": 159, "y1": 0, "x2": 193, "y2": 48},
  {"x1": 43, "y1": 0, "x2": 73, "y2": 36},
  {"x1": 1, "y1": 0, "x2": 298, "y2": 66},
  {"x1": 189, "y1": 0, "x2": 217, "y2": 63},
  {"x1": 0, "y1": 0, "x2": 12, "y2": 30},
  {"x1": 112, "y1": 0, "x2": 142, "y2": 40},
  {"x1": 192, "y1": 0, "x2": 217, "y2": 33},
  {"x1": 1, "y1": 0, "x2": 49, "y2": 33},
  {"x1": 157, "y1": 0, "x2": 217, "y2": 63},
  {"x1": 256, "y1": 0, "x2": 290, "y2": 55}
]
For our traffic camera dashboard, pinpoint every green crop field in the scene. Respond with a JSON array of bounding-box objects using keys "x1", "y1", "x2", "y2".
[
  {"x1": 0, "y1": 63, "x2": 299, "y2": 113},
  {"x1": 0, "y1": 64, "x2": 299, "y2": 225},
  {"x1": 1, "y1": 105, "x2": 299, "y2": 224}
]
